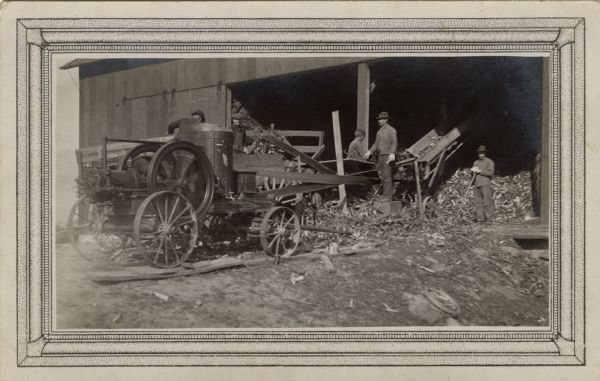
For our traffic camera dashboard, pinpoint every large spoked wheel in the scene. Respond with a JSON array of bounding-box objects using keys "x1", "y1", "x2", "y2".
[
  {"x1": 147, "y1": 141, "x2": 215, "y2": 218},
  {"x1": 133, "y1": 191, "x2": 199, "y2": 268},
  {"x1": 118, "y1": 143, "x2": 162, "y2": 171},
  {"x1": 260, "y1": 206, "x2": 301, "y2": 257},
  {"x1": 66, "y1": 195, "x2": 124, "y2": 261}
]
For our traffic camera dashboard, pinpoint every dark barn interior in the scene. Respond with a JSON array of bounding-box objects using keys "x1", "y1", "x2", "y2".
[
  {"x1": 230, "y1": 57, "x2": 543, "y2": 175},
  {"x1": 230, "y1": 65, "x2": 359, "y2": 159}
]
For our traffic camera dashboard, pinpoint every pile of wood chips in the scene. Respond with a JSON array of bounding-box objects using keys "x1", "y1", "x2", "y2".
[
  {"x1": 426, "y1": 169, "x2": 535, "y2": 226},
  {"x1": 306, "y1": 168, "x2": 536, "y2": 239}
]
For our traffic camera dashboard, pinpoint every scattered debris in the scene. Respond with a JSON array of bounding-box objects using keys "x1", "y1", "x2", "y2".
[
  {"x1": 351, "y1": 241, "x2": 376, "y2": 251},
  {"x1": 194, "y1": 300, "x2": 203, "y2": 307},
  {"x1": 424, "y1": 288, "x2": 461, "y2": 317},
  {"x1": 499, "y1": 245, "x2": 521, "y2": 256},
  {"x1": 290, "y1": 273, "x2": 305, "y2": 284},
  {"x1": 112, "y1": 312, "x2": 122, "y2": 323},
  {"x1": 416, "y1": 264, "x2": 436, "y2": 274},
  {"x1": 328, "y1": 242, "x2": 339, "y2": 255},
  {"x1": 383, "y1": 303, "x2": 399, "y2": 313},
  {"x1": 320, "y1": 255, "x2": 337, "y2": 273},
  {"x1": 348, "y1": 299, "x2": 354, "y2": 308},
  {"x1": 152, "y1": 291, "x2": 169, "y2": 302},
  {"x1": 425, "y1": 232, "x2": 446, "y2": 246},
  {"x1": 470, "y1": 247, "x2": 488, "y2": 256}
]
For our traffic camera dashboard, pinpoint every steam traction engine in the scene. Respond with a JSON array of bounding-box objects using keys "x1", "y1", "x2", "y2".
[
  {"x1": 68, "y1": 119, "x2": 370, "y2": 268},
  {"x1": 69, "y1": 119, "x2": 298, "y2": 268}
]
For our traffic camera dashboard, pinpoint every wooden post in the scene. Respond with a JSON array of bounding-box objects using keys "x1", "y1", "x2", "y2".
[
  {"x1": 357, "y1": 63, "x2": 370, "y2": 149},
  {"x1": 332, "y1": 110, "x2": 348, "y2": 214},
  {"x1": 225, "y1": 86, "x2": 232, "y2": 131},
  {"x1": 414, "y1": 161, "x2": 424, "y2": 220},
  {"x1": 217, "y1": 82, "x2": 232, "y2": 130},
  {"x1": 428, "y1": 148, "x2": 446, "y2": 188}
]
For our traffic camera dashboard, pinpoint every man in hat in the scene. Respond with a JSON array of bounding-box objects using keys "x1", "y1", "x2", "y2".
[
  {"x1": 166, "y1": 109, "x2": 206, "y2": 135},
  {"x1": 364, "y1": 111, "x2": 398, "y2": 201},
  {"x1": 471, "y1": 145, "x2": 495, "y2": 222},
  {"x1": 191, "y1": 109, "x2": 206, "y2": 122},
  {"x1": 347, "y1": 129, "x2": 367, "y2": 160}
]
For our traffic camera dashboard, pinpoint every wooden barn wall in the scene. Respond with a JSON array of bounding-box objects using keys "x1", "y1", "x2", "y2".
[{"x1": 80, "y1": 57, "x2": 367, "y2": 147}]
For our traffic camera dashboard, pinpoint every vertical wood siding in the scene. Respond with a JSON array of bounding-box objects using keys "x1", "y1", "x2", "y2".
[{"x1": 79, "y1": 58, "x2": 367, "y2": 146}]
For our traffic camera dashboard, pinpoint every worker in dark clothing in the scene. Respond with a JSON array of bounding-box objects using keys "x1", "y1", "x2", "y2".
[
  {"x1": 191, "y1": 109, "x2": 206, "y2": 122},
  {"x1": 167, "y1": 109, "x2": 206, "y2": 135},
  {"x1": 364, "y1": 112, "x2": 398, "y2": 201},
  {"x1": 471, "y1": 145, "x2": 495, "y2": 222},
  {"x1": 232, "y1": 117, "x2": 247, "y2": 153},
  {"x1": 347, "y1": 129, "x2": 367, "y2": 160}
]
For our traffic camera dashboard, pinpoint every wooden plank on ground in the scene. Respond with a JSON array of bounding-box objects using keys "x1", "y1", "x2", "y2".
[
  {"x1": 87, "y1": 245, "x2": 380, "y2": 284},
  {"x1": 88, "y1": 257, "x2": 244, "y2": 284}
]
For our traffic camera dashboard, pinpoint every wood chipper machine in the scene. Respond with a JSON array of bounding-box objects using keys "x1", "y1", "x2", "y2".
[{"x1": 391, "y1": 120, "x2": 471, "y2": 218}]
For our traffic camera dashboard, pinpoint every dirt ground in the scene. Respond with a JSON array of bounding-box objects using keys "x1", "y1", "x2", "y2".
[{"x1": 55, "y1": 223, "x2": 549, "y2": 329}]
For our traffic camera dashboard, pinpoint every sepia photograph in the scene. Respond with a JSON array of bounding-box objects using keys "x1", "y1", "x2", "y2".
[
  {"x1": 3, "y1": 4, "x2": 595, "y2": 374},
  {"x1": 55, "y1": 56, "x2": 549, "y2": 329}
]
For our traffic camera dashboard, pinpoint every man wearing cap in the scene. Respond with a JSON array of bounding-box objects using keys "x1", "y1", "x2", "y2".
[
  {"x1": 471, "y1": 145, "x2": 495, "y2": 222},
  {"x1": 364, "y1": 112, "x2": 398, "y2": 201},
  {"x1": 166, "y1": 109, "x2": 206, "y2": 135},
  {"x1": 347, "y1": 129, "x2": 367, "y2": 160}
]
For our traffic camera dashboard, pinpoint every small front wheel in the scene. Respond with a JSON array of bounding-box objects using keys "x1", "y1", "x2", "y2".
[
  {"x1": 133, "y1": 191, "x2": 199, "y2": 268},
  {"x1": 260, "y1": 206, "x2": 301, "y2": 258},
  {"x1": 66, "y1": 195, "x2": 124, "y2": 261}
]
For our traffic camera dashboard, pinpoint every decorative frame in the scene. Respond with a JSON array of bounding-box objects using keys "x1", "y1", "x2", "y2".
[{"x1": 16, "y1": 18, "x2": 585, "y2": 366}]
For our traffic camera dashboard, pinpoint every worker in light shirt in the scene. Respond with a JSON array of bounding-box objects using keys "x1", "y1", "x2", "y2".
[
  {"x1": 364, "y1": 112, "x2": 398, "y2": 201},
  {"x1": 471, "y1": 145, "x2": 495, "y2": 222},
  {"x1": 347, "y1": 129, "x2": 367, "y2": 160}
]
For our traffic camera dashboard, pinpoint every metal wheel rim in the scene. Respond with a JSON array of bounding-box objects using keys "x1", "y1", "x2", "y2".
[
  {"x1": 66, "y1": 195, "x2": 124, "y2": 261},
  {"x1": 260, "y1": 206, "x2": 300, "y2": 257},
  {"x1": 133, "y1": 191, "x2": 198, "y2": 268},
  {"x1": 118, "y1": 143, "x2": 162, "y2": 170}
]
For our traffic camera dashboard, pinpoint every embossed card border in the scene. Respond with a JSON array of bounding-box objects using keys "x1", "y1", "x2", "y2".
[{"x1": 15, "y1": 18, "x2": 585, "y2": 366}]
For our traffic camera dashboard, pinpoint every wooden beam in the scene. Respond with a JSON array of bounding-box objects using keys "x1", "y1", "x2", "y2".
[
  {"x1": 331, "y1": 110, "x2": 348, "y2": 214},
  {"x1": 278, "y1": 130, "x2": 324, "y2": 139},
  {"x1": 311, "y1": 145, "x2": 326, "y2": 160},
  {"x1": 357, "y1": 63, "x2": 371, "y2": 150},
  {"x1": 289, "y1": 145, "x2": 321, "y2": 154},
  {"x1": 414, "y1": 161, "x2": 424, "y2": 220},
  {"x1": 260, "y1": 134, "x2": 335, "y2": 174},
  {"x1": 225, "y1": 86, "x2": 232, "y2": 130},
  {"x1": 216, "y1": 82, "x2": 231, "y2": 130}
]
